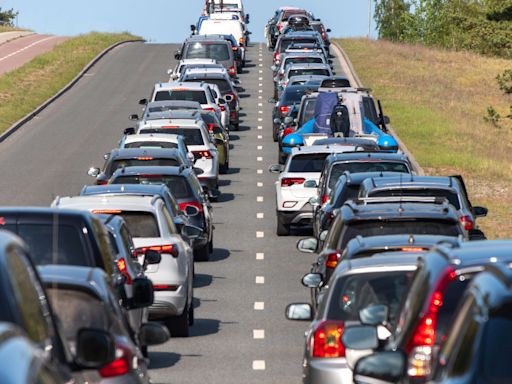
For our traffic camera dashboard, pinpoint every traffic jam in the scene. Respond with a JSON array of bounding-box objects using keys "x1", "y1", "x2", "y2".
[{"x1": 0, "y1": 0, "x2": 511, "y2": 383}]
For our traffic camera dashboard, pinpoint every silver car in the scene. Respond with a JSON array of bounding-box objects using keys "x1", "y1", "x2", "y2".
[{"x1": 286, "y1": 253, "x2": 419, "y2": 384}]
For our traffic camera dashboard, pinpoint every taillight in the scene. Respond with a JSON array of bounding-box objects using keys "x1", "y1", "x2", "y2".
[
  {"x1": 321, "y1": 194, "x2": 329, "y2": 204},
  {"x1": 279, "y1": 105, "x2": 290, "y2": 114},
  {"x1": 279, "y1": 72, "x2": 284, "y2": 79},
  {"x1": 116, "y1": 258, "x2": 132, "y2": 284},
  {"x1": 97, "y1": 180, "x2": 108, "y2": 186},
  {"x1": 192, "y1": 150, "x2": 213, "y2": 159},
  {"x1": 99, "y1": 343, "x2": 132, "y2": 378},
  {"x1": 219, "y1": 105, "x2": 226, "y2": 112},
  {"x1": 135, "y1": 244, "x2": 178, "y2": 258},
  {"x1": 226, "y1": 93, "x2": 236, "y2": 102},
  {"x1": 274, "y1": 52, "x2": 280, "y2": 61},
  {"x1": 281, "y1": 177, "x2": 305, "y2": 187},
  {"x1": 203, "y1": 107, "x2": 216, "y2": 112},
  {"x1": 239, "y1": 37, "x2": 246, "y2": 45},
  {"x1": 282, "y1": 127, "x2": 294, "y2": 138},
  {"x1": 460, "y1": 215, "x2": 474, "y2": 230},
  {"x1": 153, "y1": 284, "x2": 179, "y2": 291},
  {"x1": 406, "y1": 268, "x2": 457, "y2": 377},
  {"x1": 178, "y1": 201, "x2": 203, "y2": 213},
  {"x1": 277, "y1": 25, "x2": 282, "y2": 31},
  {"x1": 325, "y1": 251, "x2": 340, "y2": 269},
  {"x1": 228, "y1": 66, "x2": 236, "y2": 76},
  {"x1": 311, "y1": 320, "x2": 345, "y2": 358}
]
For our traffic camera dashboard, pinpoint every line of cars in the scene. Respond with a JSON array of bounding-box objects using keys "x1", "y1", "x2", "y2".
[
  {"x1": 0, "y1": 1, "x2": 251, "y2": 382},
  {"x1": 266, "y1": 6, "x2": 512, "y2": 384}
]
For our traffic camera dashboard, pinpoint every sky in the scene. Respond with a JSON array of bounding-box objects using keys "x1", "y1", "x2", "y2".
[{"x1": 4, "y1": 0, "x2": 376, "y2": 43}]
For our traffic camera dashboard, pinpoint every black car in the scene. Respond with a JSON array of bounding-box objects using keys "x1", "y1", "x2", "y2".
[
  {"x1": 0, "y1": 229, "x2": 117, "y2": 382},
  {"x1": 87, "y1": 148, "x2": 190, "y2": 185}
]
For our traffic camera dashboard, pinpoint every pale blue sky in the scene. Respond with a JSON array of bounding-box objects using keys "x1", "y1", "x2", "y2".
[{"x1": 5, "y1": 0, "x2": 376, "y2": 42}]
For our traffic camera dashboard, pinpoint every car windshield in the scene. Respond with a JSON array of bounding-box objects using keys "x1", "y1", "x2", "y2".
[
  {"x1": 186, "y1": 78, "x2": 231, "y2": 93},
  {"x1": 285, "y1": 57, "x2": 324, "y2": 66},
  {"x1": 147, "y1": 105, "x2": 198, "y2": 113},
  {"x1": 289, "y1": 69, "x2": 330, "y2": 77},
  {"x1": 280, "y1": 38, "x2": 316, "y2": 52},
  {"x1": 327, "y1": 271, "x2": 415, "y2": 327},
  {"x1": 288, "y1": 153, "x2": 329, "y2": 172},
  {"x1": 368, "y1": 189, "x2": 461, "y2": 210},
  {"x1": 16, "y1": 224, "x2": 91, "y2": 267},
  {"x1": 340, "y1": 220, "x2": 461, "y2": 249},
  {"x1": 110, "y1": 158, "x2": 179, "y2": 175},
  {"x1": 328, "y1": 162, "x2": 410, "y2": 189},
  {"x1": 46, "y1": 288, "x2": 110, "y2": 344},
  {"x1": 139, "y1": 128, "x2": 205, "y2": 146},
  {"x1": 282, "y1": 88, "x2": 309, "y2": 104},
  {"x1": 186, "y1": 42, "x2": 230, "y2": 61},
  {"x1": 112, "y1": 175, "x2": 193, "y2": 200},
  {"x1": 115, "y1": 211, "x2": 160, "y2": 238},
  {"x1": 155, "y1": 90, "x2": 207, "y2": 104},
  {"x1": 480, "y1": 315, "x2": 512, "y2": 382},
  {"x1": 124, "y1": 141, "x2": 178, "y2": 149}
]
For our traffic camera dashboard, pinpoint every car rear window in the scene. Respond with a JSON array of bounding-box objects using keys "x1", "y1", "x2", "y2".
[
  {"x1": 289, "y1": 69, "x2": 330, "y2": 78},
  {"x1": 328, "y1": 162, "x2": 410, "y2": 189},
  {"x1": 321, "y1": 79, "x2": 352, "y2": 88},
  {"x1": 155, "y1": 90, "x2": 207, "y2": 104},
  {"x1": 110, "y1": 158, "x2": 179, "y2": 174},
  {"x1": 340, "y1": 220, "x2": 462, "y2": 249},
  {"x1": 285, "y1": 57, "x2": 324, "y2": 66},
  {"x1": 185, "y1": 42, "x2": 230, "y2": 61},
  {"x1": 116, "y1": 211, "x2": 160, "y2": 238},
  {"x1": 16, "y1": 224, "x2": 90, "y2": 267},
  {"x1": 148, "y1": 105, "x2": 198, "y2": 113},
  {"x1": 124, "y1": 141, "x2": 178, "y2": 149},
  {"x1": 368, "y1": 189, "x2": 461, "y2": 210},
  {"x1": 289, "y1": 153, "x2": 328, "y2": 172},
  {"x1": 139, "y1": 128, "x2": 205, "y2": 146},
  {"x1": 282, "y1": 9, "x2": 308, "y2": 20},
  {"x1": 185, "y1": 78, "x2": 231, "y2": 93},
  {"x1": 332, "y1": 184, "x2": 361, "y2": 206},
  {"x1": 111, "y1": 175, "x2": 193, "y2": 200},
  {"x1": 280, "y1": 38, "x2": 316, "y2": 52},
  {"x1": 282, "y1": 88, "x2": 308, "y2": 104},
  {"x1": 327, "y1": 271, "x2": 415, "y2": 327}
]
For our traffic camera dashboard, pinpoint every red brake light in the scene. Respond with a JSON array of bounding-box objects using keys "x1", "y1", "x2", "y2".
[
  {"x1": 321, "y1": 194, "x2": 329, "y2": 204},
  {"x1": 279, "y1": 105, "x2": 290, "y2": 114},
  {"x1": 153, "y1": 284, "x2": 179, "y2": 291},
  {"x1": 232, "y1": 46, "x2": 238, "y2": 51},
  {"x1": 136, "y1": 156, "x2": 153, "y2": 161},
  {"x1": 116, "y1": 258, "x2": 132, "y2": 284},
  {"x1": 203, "y1": 107, "x2": 216, "y2": 112},
  {"x1": 178, "y1": 200, "x2": 203, "y2": 213},
  {"x1": 312, "y1": 320, "x2": 345, "y2": 358},
  {"x1": 99, "y1": 344, "x2": 132, "y2": 378},
  {"x1": 460, "y1": 215, "x2": 474, "y2": 230},
  {"x1": 207, "y1": 123, "x2": 217, "y2": 132},
  {"x1": 277, "y1": 25, "x2": 282, "y2": 31},
  {"x1": 135, "y1": 244, "x2": 178, "y2": 258},
  {"x1": 282, "y1": 127, "x2": 294, "y2": 138},
  {"x1": 192, "y1": 150, "x2": 212, "y2": 159},
  {"x1": 228, "y1": 66, "x2": 236, "y2": 76},
  {"x1": 281, "y1": 177, "x2": 305, "y2": 187},
  {"x1": 226, "y1": 93, "x2": 236, "y2": 102},
  {"x1": 325, "y1": 251, "x2": 340, "y2": 269},
  {"x1": 219, "y1": 105, "x2": 226, "y2": 112}
]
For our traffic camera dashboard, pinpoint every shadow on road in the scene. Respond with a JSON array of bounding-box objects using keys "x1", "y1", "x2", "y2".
[
  {"x1": 216, "y1": 193, "x2": 235, "y2": 203},
  {"x1": 193, "y1": 273, "x2": 213, "y2": 289},
  {"x1": 238, "y1": 93, "x2": 251, "y2": 98},
  {"x1": 218, "y1": 179, "x2": 231, "y2": 187},
  {"x1": 148, "y1": 352, "x2": 181, "y2": 369},
  {"x1": 210, "y1": 248, "x2": 230, "y2": 262},
  {"x1": 190, "y1": 318, "x2": 221, "y2": 337},
  {"x1": 237, "y1": 125, "x2": 251, "y2": 132},
  {"x1": 228, "y1": 134, "x2": 240, "y2": 141}
]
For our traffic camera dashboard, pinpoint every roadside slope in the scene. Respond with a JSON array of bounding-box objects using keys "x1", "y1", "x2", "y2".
[{"x1": 336, "y1": 38, "x2": 512, "y2": 238}]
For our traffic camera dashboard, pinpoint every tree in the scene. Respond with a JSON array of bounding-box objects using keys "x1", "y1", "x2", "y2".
[
  {"x1": 374, "y1": 0, "x2": 411, "y2": 41},
  {"x1": 0, "y1": 7, "x2": 18, "y2": 26}
]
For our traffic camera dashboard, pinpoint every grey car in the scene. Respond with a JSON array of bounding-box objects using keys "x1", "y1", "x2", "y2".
[{"x1": 286, "y1": 253, "x2": 420, "y2": 384}]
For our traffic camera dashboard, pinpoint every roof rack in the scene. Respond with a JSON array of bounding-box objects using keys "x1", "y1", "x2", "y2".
[{"x1": 354, "y1": 196, "x2": 449, "y2": 205}]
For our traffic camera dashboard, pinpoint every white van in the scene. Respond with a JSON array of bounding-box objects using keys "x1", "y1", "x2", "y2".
[{"x1": 199, "y1": 19, "x2": 246, "y2": 46}]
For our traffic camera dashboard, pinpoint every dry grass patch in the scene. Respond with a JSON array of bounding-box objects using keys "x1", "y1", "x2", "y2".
[{"x1": 338, "y1": 38, "x2": 512, "y2": 238}]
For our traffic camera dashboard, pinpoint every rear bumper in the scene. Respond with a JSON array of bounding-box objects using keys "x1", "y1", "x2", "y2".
[
  {"x1": 148, "y1": 288, "x2": 187, "y2": 319},
  {"x1": 304, "y1": 358, "x2": 352, "y2": 384},
  {"x1": 277, "y1": 206, "x2": 313, "y2": 226}
]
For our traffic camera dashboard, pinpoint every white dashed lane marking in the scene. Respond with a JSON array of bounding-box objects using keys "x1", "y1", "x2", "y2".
[
  {"x1": 257, "y1": 157, "x2": 263, "y2": 162},
  {"x1": 255, "y1": 276, "x2": 265, "y2": 284},
  {"x1": 257, "y1": 169, "x2": 263, "y2": 174},
  {"x1": 253, "y1": 329, "x2": 265, "y2": 339},
  {"x1": 257, "y1": 212, "x2": 264, "y2": 219},
  {"x1": 257, "y1": 145, "x2": 263, "y2": 149},
  {"x1": 256, "y1": 252, "x2": 264, "y2": 260},
  {"x1": 256, "y1": 231, "x2": 264, "y2": 238},
  {"x1": 257, "y1": 135, "x2": 262, "y2": 139},
  {"x1": 257, "y1": 196, "x2": 264, "y2": 202},
  {"x1": 257, "y1": 182, "x2": 263, "y2": 187},
  {"x1": 254, "y1": 302, "x2": 265, "y2": 310},
  {"x1": 252, "y1": 360, "x2": 266, "y2": 370}
]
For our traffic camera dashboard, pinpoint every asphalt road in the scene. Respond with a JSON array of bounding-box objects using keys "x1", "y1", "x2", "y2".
[{"x1": 0, "y1": 40, "x2": 343, "y2": 383}]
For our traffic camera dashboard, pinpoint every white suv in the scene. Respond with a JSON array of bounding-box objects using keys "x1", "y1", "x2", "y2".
[
  {"x1": 169, "y1": 58, "x2": 217, "y2": 81},
  {"x1": 270, "y1": 145, "x2": 365, "y2": 236},
  {"x1": 51, "y1": 194, "x2": 198, "y2": 337},
  {"x1": 137, "y1": 118, "x2": 220, "y2": 199}
]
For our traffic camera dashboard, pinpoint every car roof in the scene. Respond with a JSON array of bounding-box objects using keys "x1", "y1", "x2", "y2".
[
  {"x1": 334, "y1": 252, "x2": 421, "y2": 278},
  {"x1": 155, "y1": 81, "x2": 210, "y2": 91},
  {"x1": 183, "y1": 72, "x2": 229, "y2": 80},
  {"x1": 55, "y1": 195, "x2": 160, "y2": 212},
  {"x1": 435, "y1": 240, "x2": 512, "y2": 268},
  {"x1": 335, "y1": 171, "x2": 410, "y2": 186},
  {"x1": 325, "y1": 152, "x2": 409, "y2": 163},
  {"x1": 290, "y1": 144, "x2": 367, "y2": 155},
  {"x1": 123, "y1": 133, "x2": 180, "y2": 143},
  {"x1": 0, "y1": 207, "x2": 94, "y2": 221},
  {"x1": 186, "y1": 35, "x2": 230, "y2": 43},
  {"x1": 81, "y1": 183, "x2": 171, "y2": 197},
  {"x1": 110, "y1": 148, "x2": 182, "y2": 159},
  {"x1": 145, "y1": 100, "x2": 201, "y2": 110},
  {"x1": 282, "y1": 52, "x2": 325, "y2": 59},
  {"x1": 139, "y1": 119, "x2": 204, "y2": 129},
  {"x1": 144, "y1": 110, "x2": 202, "y2": 121},
  {"x1": 314, "y1": 137, "x2": 377, "y2": 146},
  {"x1": 111, "y1": 165, "x2": 185, "y2": 177},
  {"x1": 179, "y1": 58, "x2": 217, "y2": 64},
  {"x1": 361, "y1": 175, "x2": 456, "y2": 190},
  {"x1": 286, "y1": 63, "x2": 329, "y2": 70}
]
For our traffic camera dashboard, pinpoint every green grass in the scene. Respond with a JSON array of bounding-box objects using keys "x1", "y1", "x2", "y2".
[
  {"x1": 0, "y1": 32, "x2": 141, "y2": 133},
  {"x1": 0, "y1": 26, "x2": 28, "y2": 33},
  {"x1": 337, "y1": 37, "x2": 512, "y2": 238}
]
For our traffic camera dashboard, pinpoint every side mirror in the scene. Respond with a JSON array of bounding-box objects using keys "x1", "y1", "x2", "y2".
[
  {"x1": 319, "y1": 230, "x2": 328, "y2": 242},
  {"x1": 304, "y1": 180, "x2": 318, "y2": 188},
  {"x1": 309, "y1": 196, "x2": 320, "y2": 206},
  {"x1": 193, "y1": 167, "x2": 204, "y2": 175},
  {"x1": 187, "y1": 152, "x2": 195, "y2": 163},
  {"x1": 213, "y1": 138, "x2": 224, "y2": 146},
  {"x1": 332, "y1": 72, "x2": 337, "y2": 76},
  {"x1": 359, "y1": 304, "x2": 389, "y2": 326},
  {"x1": 184, "y1": 205, "x2": 199, "y2": 217},
  {"x1": 328, "y1": 59, "x2": 333, "y2": 64},
  {"x1": 382, "y1": 115, "x2": 391, "y2": 125},
  {"x1": 268, "y1": 98, "x2": 277, "y2": 104},
  {"x1": 301, "y1": 273, "x2": 323, "y2": 288},
  {"x1": 129, "y1": 114, "x2": 139, "y2": 121},
  {"x1": 144, "y1": 250, "x2": 161, "y2": 265},
  {"x1": 342, "y1": 325, "x2": 379, "y2": 351},
  {"x1": 473, "y1": 206, "x2": 488, "y2": 218},
  {"x1": 124, "y1": 127, "x2": 135, "y2": 135},
  {"x1": 131, "y1": 278, "x2": 154, "y2": 308},
  {"x1": 218, "y1": 98, "x2": 227, "y2": 105},
  {"x1": 75, "y1": 328, "x2": 115, "y2": 368},
  {"x1": 139, "y1": 322, "x2": 170, "y2": 346},
  {"x1": 138, "y1": 98, "x2": 148, "y2": 106},
  {"x1": 167, "y1": 68, "x2": 173, "y2": 75},
  {"x1": 283, "y1": 116, "x2": 293, "y2": 124},
  {"x1": 326, "y1": 28, "x2": 332, "y2": 33},
  {"x1": 285, "y1": 303, "x2": 313, "y2": 321},
  {"x1": 273, "y1": 118, "x2": 281, "y2": 125},
  {"x1": 174, "y1": 50, "x2": 182, "y2": 60},
  {"x1": 271, "y1": 65, "x2": 277, "y2": 71},
  {"x1": 224, "y1": 94, "x2": 234, "y2": 102},
  {"x1": 181, "y1": 225, "x2": 203, "y2": 239},
  {"x1": 469, "y1": 228, "x2": 487, "y2": 240},
  {"x1": 269, "y1": 164, "x2": 284, "y2": 173},
  {"x1": 353, "y1": 351, "x2": 406, "y2": 384},
  {"x1": 190, "y1": 24, "x2": 196, "y2": 32},
  {"x1": 103, "y1": 152, "x2": 110, "y2": 160},
  {"x1": 297, "y1": 237, "x2": 318, "y2": 253},
  {"x1": 87, "y1": 167, "x2": 100, "y2": 177}
]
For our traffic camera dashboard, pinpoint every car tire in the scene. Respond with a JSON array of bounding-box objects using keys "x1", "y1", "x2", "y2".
[
  {"x1": 232, "y1": 123, "x2": 239, "y2": 131},
  {"x1": 237, "y1": 66, "x2": 243, "y2": 74},
  {"x1": 273, "y1": 125, "x2": 278, "y2": 142},
  {"x1": 141, "y1": 345, "x2": 148, "y2": 358},
  {"x1": 194, "y1": 244, "x2": 210, "y2": 262},
  {"x1": 219, "y1": 163, "x2": 227, "y2": 174},
  {"x1": 165, "y1": 308, "x2": 189, "y2": 337},
  {"x1": 189, "y1": 299, "x2": 194, "y2": 326},
  {"x1": 276, "y1": 212, "x2": 290, "y2": 236}
]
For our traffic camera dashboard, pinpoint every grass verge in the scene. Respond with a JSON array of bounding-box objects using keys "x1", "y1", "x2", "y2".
[
  {"x1": 0, "y1": 31, "x2": 141, "y2": 133},
  {"x1": 0, "y1": 26, "x2": 28, "y2": 33},
  {"x1": 337, "y1": 38, "x2": 512, "y2": 238}
]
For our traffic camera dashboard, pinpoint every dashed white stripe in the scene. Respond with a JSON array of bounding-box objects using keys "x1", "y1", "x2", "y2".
[
  {"x1": 258, "y1": 89, "x2": 263, "y2": 93},
  {"x1": 257, "y1": 169, "x2": 263, "y2": 174},
  {"x1": 254, "y1": 302, "x2": 265, "y2": 310},
  {"x1": 259, "y1": 83, "x2": 263, "y2": 87},
  {"x1": 257, "y1": 135, "x2": 263, "y2": 139},
  {"x1": 257, "y1": 145, "x2": 263, "y2": 150},
  {"x1": 259, "y1": 77, "x2": 263, "y2": 81},
  {"x1": 256, "y1": 252, "x2": 265, "y2": 260},
  {"x1": 255, "y1": 276, "x2": 265, "y2": 284},
  {"x1": 257, "y1": 157, "x2": 263, "y2": 162},
  {"x1": 258, "y1": 103, "x2": 263, "y2": 106},
  {"x1": 256, "y1": 231, "x2": 264, "y2": 238},
  {"x1": 253, "y1": 329, "x2": 265, "y2": 339},
  {"x1": 257, "y1": 212, "x2": 264, "y2": 219},
  {"x1": 257, "y1": 182, "x2": 263, "y2": 187},
  {"x1": 257, "y1": 196, "x2": 264, "y2": 202},
  {"x1": 259, "y1": 70, "x2": 263, "y2": 73},
  {"x1": 253, "y1": 360, "x2": 266, "y2": 370}
]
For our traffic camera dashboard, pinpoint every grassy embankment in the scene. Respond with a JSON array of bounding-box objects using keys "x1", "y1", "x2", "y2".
[
  {"x1": 0, "y1": 32, "x2": 141, "y2": 134},
  {"x1": 337, "y1": 38, "x2": 512, "y2": 238},
  {"x1": 0, "y1": 26, "x2": 27, "y2": 33}
]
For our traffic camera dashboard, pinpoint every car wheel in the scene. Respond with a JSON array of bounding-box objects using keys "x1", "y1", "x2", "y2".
[
  {"x1": 273, "y1": 125, "x2": 278, "y2": 142},
  {"x1": 278, "y1": 151, "x2": 286, "y2": 165},
  {"x1": 276, "y1": 212, "x2": 290, "y2": 236},
  {"x1": 189, "y1": 298, "x2": 194, "y2": 326},
  {"x1": 232, "y1": 123, "x2": 239, "y2": 131},
  {"x1": 165, "y1": 308, "x2": 189, "y2": 337},
  {"x1": 194, "y1": 244, "x2": 210, "y2": 262},
  {"x1": 209, "y1": 235, "x2": 213, "y2": 253},
  {"x1": 219, "y1": 163, "x2": 227, "y2": 174},
  {"x1": 141, "y1": 345, "x2": 148, "y2": 358}
]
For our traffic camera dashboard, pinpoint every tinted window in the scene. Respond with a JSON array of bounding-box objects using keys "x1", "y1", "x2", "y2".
[
  {"x1": 280, "y1": 38, "x2": 316, "y2": 52},
  {"x1": 332, "y1": 184, "x2": 360, "y2": 206},
  {"x1": 328, "y1": 162, "x2": 410, "y2": 189},
  {"x1": 289, "y1": 153, "x2": 328, "y2": 172},
  {"x1": 17, "y1": 224, "x2": 90, "y2": 267},
  {"x1": 125, "y1": 141, "x2": 178, "y2": 149},
  {"x1": 111, "y1": 175, "x2": 193, "y2": 200},
  {"x1": 362, "y1": 97, "x2": 379, "y2": 124},
  {"x1": 116, "y1": 211, "x2": 160, "y2": 238},
  {"x1": 155, "y1": 90, "x2": 207, "y2": 104},
  {"x1": 300, "y1": 98, "x2": 317, "y2": 124},
  {"x1": 479, "y1": 316, "x2": 512, "y2": 382},
  {"x1": 289, "y1": 69, "x2": 330, "y2": 77},
  {"x1": 185, "y1": 42, "x2": 230, "y2": 61},
  {"x1": 327, "y1": 271, "x2": 415, "y2": 327},
  {"x1": 285, "y1": 57, "x2": 323, "y2": 66},
  {"x1": 110, "y1": 158, "x2": 179, "y2": 174},
  {"x1": 339, "y1": 220, "x2": 461, "y2": 249},
  {"x1": 185, "y1": 78, "x2": 231, "y2": 93},
  {"x1": 368, "y1": 189, "x2": 461, "y2": 210},
  {"x1": 282, "y1": 88, "x2": 308, "y2": 104},
  {"x1": 139, "y1": 128, "x2": 205, "y2": 146}
]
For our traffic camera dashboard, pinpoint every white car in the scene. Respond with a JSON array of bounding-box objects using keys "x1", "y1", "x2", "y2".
[
  {"x1": 168, "y1": 58, "x2": 217, "y2": 81},
  {"x1": 270, "y1": 145, "x2": 367, "y2": 236},
  {"x1": 199, "y1": 18, "x2": 246, "y2": 47},
  {"x1": 137, "y1": 118, "x2": 220, "y2": 199},
  {"x1": 51, "y1": 195, "x2": 198, "y2": 337}
]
